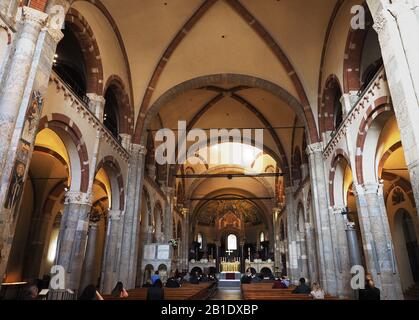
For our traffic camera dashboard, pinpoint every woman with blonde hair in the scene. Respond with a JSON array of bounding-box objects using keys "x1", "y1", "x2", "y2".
[{"x1": 310, "y1": 282, "x2": 325, "y2": 300}]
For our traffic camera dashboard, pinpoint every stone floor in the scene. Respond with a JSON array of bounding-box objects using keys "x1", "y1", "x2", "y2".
[{"x1": 210, "y1": 288, "x2": 243, "y2": 300}]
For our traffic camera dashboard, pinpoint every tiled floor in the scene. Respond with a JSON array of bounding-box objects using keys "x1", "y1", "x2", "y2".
[{"x1": 210, "y1": 289, "x2": 243, "y2": 300}]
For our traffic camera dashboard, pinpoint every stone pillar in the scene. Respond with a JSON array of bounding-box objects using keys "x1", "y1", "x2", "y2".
[
  {"x1": 284, "y1": 187, "x2": 299, "y2": 283},
  {"x1": 344, "y1": 217, "x2": 363, "y2": 268},
  {"x1": 331, "y1": 206, "x2": 352, "y2": 298},
  {"x1": 0, "y1": 0, "x2": 19, "y2": 22},
  {"x1": 0, "y1": 7, "x2": 48, "y2": 180},
  {"x1": 87, "y1": 93, "x2": 106, "y2": 122},
  {"x1": 118, "y1": 144, "x2": 147, "y2": 290},
  {"x1": 296, "y1": 226, "x2": 309, "y2": 282},
  {"x1": 215, "y1": 240, "x2": 221, "y2": 273},
  {"x1": 80, "y1": 222, "x2": 99, "y2": 291},
  {"x1": 0, "y1": 9, "x2": 64, "y2": 281},
  {"x1": 120, "y1": 134, "x2": 132, "y2": 151},
  {"x1": 181, "y1": 208, "x2": 189, "y2": 271},
  {"x1": 367, "y1": 0, "x2": 419, "y2": 216},
  {"x1": 100, "y1": 209, "x2": 123, "y2": 294},
  {"x1": 240, "y1": 241, "x2": 245, "y2": 273},
  {"x1": 354, "y1": 182, "x2": 403, "y2": 300},
  {"x1": 55, "y1": 191, "x2": 92, "y2": 290},
  {"x1": 162, "y1": 186, "x2": 175, "y2": 244},
  {"x1": 272, "y1": 208, "x2": 282, "y2": 274},
  {"x1": 22, "y1": 209, "x2": 53, "y2": 280},
  {"x1": 306, "y1": 142, "x2": 338, "y2": 295}
]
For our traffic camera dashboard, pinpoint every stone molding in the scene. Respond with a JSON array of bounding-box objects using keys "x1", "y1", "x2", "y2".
[{"x1": 64, "y1": 191, "x2": 92, "y2": 206}]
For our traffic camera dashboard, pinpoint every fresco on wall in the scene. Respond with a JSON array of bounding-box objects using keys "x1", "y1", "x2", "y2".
[{"x1": 196, "y1": 199, "x2": 263, "y2": 227}]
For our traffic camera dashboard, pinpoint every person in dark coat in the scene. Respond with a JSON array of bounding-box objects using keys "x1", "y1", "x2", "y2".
[
  {"x1": 292, "y1": 278, "x2": 311, "y2": 294},
  {"x1": 147, "y1": 279, "x2": 165, "y2": 300},
  {"x1": 166, "y1": 272, "x2": 181, "y2": 288},
  {"x1": 359, "y1": 279, "x2": 381, "y2": 300}
]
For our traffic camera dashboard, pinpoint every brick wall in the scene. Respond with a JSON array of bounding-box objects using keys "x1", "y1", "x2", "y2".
[{"x1": 27, "y1": 0, "x2": 48, "y2": 12}]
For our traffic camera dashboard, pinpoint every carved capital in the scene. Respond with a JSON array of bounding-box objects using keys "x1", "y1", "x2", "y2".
[
  {"x1": 45, "y1": 26, "x2": 64, "y2": 43},
  {"x1": 64, "y1": 191, "x2": 92, "y2": 206},
  {"x1": 19, "y1": 6, "x2": 49, "y2": 27},
  {"x1": 306, "y1": 142, "x2": 324, "y2": 156},
  {"x1": 109, "y1": 209, "x2": 123, "y2": 221},
  {"x1": 131, "y1": 143, "x2": 147, "y2": 156}
]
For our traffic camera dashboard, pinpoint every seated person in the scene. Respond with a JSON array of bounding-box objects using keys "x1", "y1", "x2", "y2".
[
  {"x1": 272, "y1": 276, "x2": 289, "y2": 289},
  {"x1": 359, "y1": 278, "x2": 381, "y2": 300},
  {"x1": 241, "y1": 272, "x2": 252, "y2": 284},
  {"x1": 250, "y1": 269, "x2": 262, "y2": 283},
  {"x1": 189, "y1": 271, "x2": 200, "y2": 284},
  {"x1": 147, "y1": 279, "x2": 164, "y2": 300},
  {"x1": 292, "y1": 278, "x2": 311, "y2": 294},
  {"x1": 166, "y1": 272, "x2": 181, "y2": 288},
  {"x1": 79, "y1": 285, "x2": 104, "y2": 300},
  {"x1": 151, "y1": 271, "x2": 160, "y2": 284},
  {"x1": 111, "y1": 281, "x2": 129, "y2": 298},
  {"x1": 310, "y1": 282, "x2": 325, "y2": 300}
]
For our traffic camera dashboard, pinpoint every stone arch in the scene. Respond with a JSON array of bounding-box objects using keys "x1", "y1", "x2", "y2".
[
  {"x1": 329, "y1": 149, "x2": 351, "y2": 207},
  {"x1": 343, "y1": 3, "x2": 374, "y2": 93},
  {"x1": 355, "y1": 99, "x2": 393, "y2": 184},
  {"x1": 320, "y1": 75, "x2": 343, "y2": 136},
  {"x1": 64, "y1": 8, "x2": 103, "y2": 95},
  {"x1": 136, "y1": 74, "x2": 319, "y2": 146},
  {"x1": 38, "y1": 114, "x2": 89, "y2": 192},
  {"x1": 95, "y1": 156, "x2": 125, "y2": 211},
  {"x1": 103, "y1": 75, "x2": 134, "y2": 135}
]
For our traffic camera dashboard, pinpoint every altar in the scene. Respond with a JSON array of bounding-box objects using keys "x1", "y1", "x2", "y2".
[{"x1": 221, "y1": 261, "x2": 240, "y2": 272}]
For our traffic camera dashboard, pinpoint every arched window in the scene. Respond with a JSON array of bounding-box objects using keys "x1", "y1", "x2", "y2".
[
  {"x1": 260, "y1": 231, "x2": 265, "y2": 243},
  {"x1": 227, "y1": 234, "x2": 237, "y2": 250}
]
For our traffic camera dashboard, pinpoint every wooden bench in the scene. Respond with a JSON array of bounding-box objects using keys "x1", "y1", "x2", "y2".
[
  {"x1": 103, "y1": 282, "x2": 216, "y2": 300},
  {"x1": 241, "y1": 283, "x2": 343, "y2": 300}
]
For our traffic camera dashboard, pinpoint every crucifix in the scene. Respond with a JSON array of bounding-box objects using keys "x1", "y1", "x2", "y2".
[{"x1": 226, "y1": 249, "x2": 233, "y2": 261}]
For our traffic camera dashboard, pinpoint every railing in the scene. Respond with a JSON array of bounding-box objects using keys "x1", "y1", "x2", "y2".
[
  {"x1": 50, "y1": 71, "x2": 130, "y2": 161},
  {"x1": 323, "y1": 65, "x2": 387, "y2": 158}
]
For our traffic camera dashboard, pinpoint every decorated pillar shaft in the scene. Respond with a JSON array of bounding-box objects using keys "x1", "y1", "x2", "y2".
[
  {"x1": 367, "y1": 0, "x2": 419, "y2": 217},
  {"x1": 284, "y1": 187, "x2": 299, "y2": 283},
  {"x1": 354, "y1": 182, "x2": 403, "y2": 300},
  {"x1": 101, "y1": 210, "x2": 123, "y2": 294},
  {"x1": 0, "y1": 8, "x2": 63, "y2": 282},
  {"x1": 306, "y1": 142, "x2": 338, "y2": 295},
  {"x1": 118, "y1": 144, "x2": 147, "y2": 289},
  {"x1": 80, "y1": 222, "x2": 99, "y2": 291},
  {"x1": 55, "y1": 191, "x2": 92, "y2": 290},
  {"x1": 0, "y1": 7, "x2": 48, "y2": 179}
]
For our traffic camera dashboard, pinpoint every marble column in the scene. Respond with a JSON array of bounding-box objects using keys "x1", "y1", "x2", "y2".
[
  {"x1": 162, "y1": 186, "x2": 175, "y2": 244},
  {"x1": 22, "y1": 209, "x2": 53, "y2": 280},
  {"x1": 80, "y1": 222, "x2": 99, "y2": 291},
  {"x1": 367, "y1": 0, "x2": 419, "y2": 217},
  {"x1": 272, "y1": 208, "x2": 282, "y2": 274},
  {"x1": 331, "y1": 206, "x2": 352, "y2": 298},
  {"x1": 54, "y1": 191, "x2": 92, "y2": 290},
  {"x1": 181, "y1": 208, "x2": 189, "y2": 271},
  {"x1": 215, "y1": 241, "x2": 221, "y2": 273},
  {"x1": 101, "y1": 209, "x2": 123, "y2": 294},
  {"x1": 118, "y1": 144, "x2": 147, "y2": 290},
  {"x1": 354, "y1": 182, "x2": 403, "y2": 300},
  {"x1": 0, "y1": 7, "x2": 48, "y2": 179},
  {"x1": 87, "y1": 93, "x2": 106, "y2": 122},
  {"x1": 284, "y1": 187, "x2": 299, "y2": 283},
  {"x1": 306, "y1": 142, "x2": 338, "y2": 295},
  {"x1": 0, "y1": 10, "x2": 63, "y2": 281}
]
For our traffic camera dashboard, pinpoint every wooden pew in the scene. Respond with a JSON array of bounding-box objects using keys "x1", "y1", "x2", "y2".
[
  {"x1": 241, "y1": 283, "x2": 343, "y2": 300},
  {"x1": 103, "y1": 282, "x2": 216, "y2": 301}
]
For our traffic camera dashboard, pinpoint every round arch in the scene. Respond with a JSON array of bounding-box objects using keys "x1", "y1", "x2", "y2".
[
  {"x1": 64, "y1": 8, "x2": 104, "y2": 95},
  {"x1": 95, "y1": 156, "x2": 125, "y2": 211},
  {"x1": 38, "y1": 114, "x2": 89, "y2": 193},
  {"x1": 136, "y1": 74, "x2": 320, "y2": 146}
]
